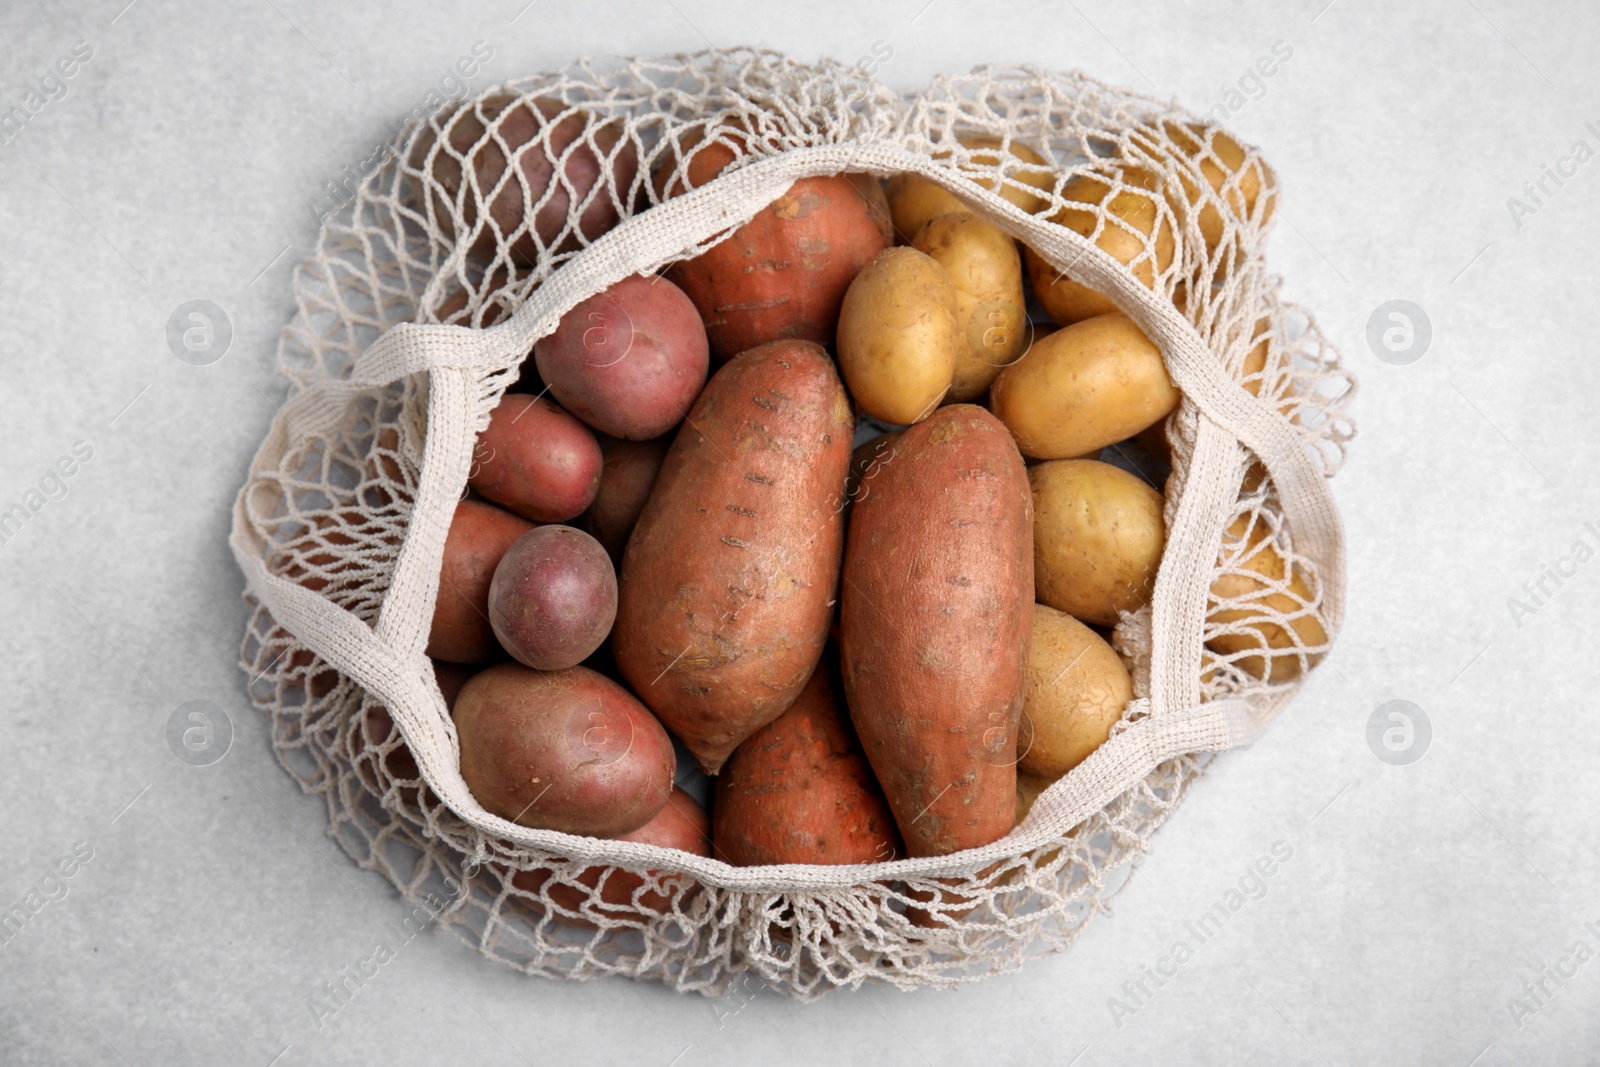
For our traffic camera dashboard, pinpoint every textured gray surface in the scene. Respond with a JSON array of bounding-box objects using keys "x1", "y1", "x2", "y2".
[{"x1": 2, "y1": 1, "x2": 1597, "y2": 1063}]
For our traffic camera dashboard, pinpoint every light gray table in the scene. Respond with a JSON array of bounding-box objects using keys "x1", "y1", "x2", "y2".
[{"x1": 3, "y1": 1, "x2": 1596, "y2": 1063}]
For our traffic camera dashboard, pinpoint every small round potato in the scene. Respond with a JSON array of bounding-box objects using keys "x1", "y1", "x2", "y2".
[
  {"x1": 1207, "y1": 513, "x2": 1327, "y2": 682},
  {"x1": 1018, "y1": 604, "x2": 1133, "y2": 777},
  {"x1": 1024, "y1": 166, "x2": 1176, "y2": 326},
  {"x1": 990, "y1": 313, "x2": 1180, "y2": 459},
  {"x1": 1030, "y1": 459, "x2": 1166, "y2": 627},
  {"x1": 835, "y1": 247, "x2": 959, "y2": 425},
  {"x1": 488, "y1": 525, "x2": 617, "y2": 670},
  {"x1": 911, "y1": 213, "x2": 1028, "y2": 402},
  {"x1": 469, "y1": 395, "x2": 603, "y2": 523},
  {"x1": 428, "y1": 500, "x2": 536, "y2": 663},
  {"x1": 884, "y1": 173, "x2": 970, "y2": 245}
]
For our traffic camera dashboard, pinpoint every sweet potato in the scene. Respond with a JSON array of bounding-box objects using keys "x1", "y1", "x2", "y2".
[
  {"x1": 839, "y1": 404, "x2": 1032, "y2": 857},
  {"x1": 510, "y1": 786, "x2": 711, "y2": 926},
  {"x1": 661, "y1": 134, "x2": 892, "y2": 360},
  {"x1": 469, "y1": 395, "x2": 603, "y2": 523},
  {"x1": 428, "y1": 500, "x2": 535, "y2": 663},
  {"x1": 713, "y1": 660, "x2": 902, "y2": 866},
  {"x1": 613, "y1": 339, "x2": 854, "y2": 774},
  {"x1": 454, "y1": 663, "x2": 675, "y2": 837}
]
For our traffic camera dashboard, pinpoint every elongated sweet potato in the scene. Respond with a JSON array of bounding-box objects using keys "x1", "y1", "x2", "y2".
[
  {"x1": 713, "y1": 658, "x2": 902, "y2": 866},
  {"x1": 840, "y1": 404, "x2": 1032, "y2": 857},
  {"x1": 613, "y1": 339, "x2": 853, "y2": 774}
]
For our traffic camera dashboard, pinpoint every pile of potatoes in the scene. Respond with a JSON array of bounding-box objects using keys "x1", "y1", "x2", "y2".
[{"x1": 408, "y1": 102, "x2": 1317, "y2": 923}]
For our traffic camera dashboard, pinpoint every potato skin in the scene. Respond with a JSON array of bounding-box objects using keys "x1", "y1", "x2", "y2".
[
  {"x1": 663, "y1": 140, "x2": 892, "y2": 361},
  {"x1": 884, "y1": 173, "x2": 971, "y2": 244},
  {"x1": 883, "y1": 137, "x2": 1054, "y2": 242},
  {"x1": 990, "y1": 313, "x2": 1179, "y2": 459},
  {"x1": 470, "y1": 395, "x2": 603, "y2": 523},
  {"x1": 911, "y1": 213, "x2": 1028, "y2": 402},
  {"x1": 840, "y1": 404, "x2": 1032, "y2": 858},
  {"x1": 510, "y1": 787, "x2": 711, "y2": 926},
  {"x1": 454, "y1": 663, "x2": 674, "y2": 837},
  {"x1": 1030, "y1": 459, "x2": 1166, "y2": 627},
  {"x1": 580, "y1": 434, "x2": 669, "y2": 561},
  {"x1": 428, "y1": 500, "x2": 535, "y2": 663},
  {"x1": 488, "y1": 525, "x2": 616, "y2": 670},
  {"x1": 835, "y1": 247, "x2": 959, "y2": 425},
  {"x1": 534, "y1": 273, "x2": 709, "y2": 440},
  {"x1": 427, "y1": 95, "x2": 638, "y2": 264},
  {"x1": 1207, "y1": 514, "x2": 1327, "y2": 682},
  {"x1": 1018, "y1": 604, "x2": 1132, "y2": 777},
  {"x1": 613, "y1": 339, "x2": 854, "y2": 774},
  {"x1": 1023, "y1": 166, "x2": 1176, "y2": 326},
  {"x1": 713, "y1": 661, "x2": 902, "y2": 866}
]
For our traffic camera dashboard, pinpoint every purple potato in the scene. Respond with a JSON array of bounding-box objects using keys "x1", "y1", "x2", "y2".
[{"x1": 488, "y1": 525, "x2": 617, "y2": 670}]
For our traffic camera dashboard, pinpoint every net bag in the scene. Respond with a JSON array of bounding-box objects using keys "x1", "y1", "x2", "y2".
[{"x1": 230, "y1": 48, "x2": 1355, "y2": 1000}]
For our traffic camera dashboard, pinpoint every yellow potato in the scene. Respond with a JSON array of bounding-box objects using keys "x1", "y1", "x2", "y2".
[
  {"x1": 1015, "y1": 770, "x2": 1055, "y2": 826},
  {"x1": 1024, "y1": 166, "x2": 1177, "y2": 325},
  {"x1": 990, "y1": 312, "x2": 1180, "y2": 459},
  {"x1": 835, "y1": 247, "x2": 958, "y2": 425},
  {"x1": 960, "y1": 135, "x2": 1056, "y2": 215},
  {"x1": 911, "y1": 213, "x2": 1028, "y2": 402},
  {"x1": 884, "y1": 136, "x2": 1055, "y2": 242},
  {"x1": 1018, "y1": 604, "x2": 1133, "y2": 777},
  {"x1": 1157, "y1": 122, "x2": 1274, "y2": 253},
  {"x1": 1207, "y1": 513, "x2": 1327, "y2": 682},
  {"x1": 1030, "y1": 458, "x2": 1165, "y2": 627},
  {"x1": 884, "y1": 172, "x2": 970, "y2": 244}
]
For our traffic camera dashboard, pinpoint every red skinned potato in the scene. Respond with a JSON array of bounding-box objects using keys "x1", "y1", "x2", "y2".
[
  {"x1": 840, "y1": 405, "x2": 1033, "y2": 858},
  {"x1": 581, "y1": 434, "x2": 669, "y2": 561},
  {"x1": 428, "y1": 500, "x2": 535, "y2": 663},
  {"x1": 534, "y1": 274, "x2": 709, "y2": 440},
  {"x1": 488, "y1": 525, "x2": 617, "y2": 670},
  {"x1": 425, "y1": 94, "x2": 638, "y2": 264},
  {"x1": 714, "y1": 661, "x2": 902, "y2": 866},
  {"x1": 455, "y1": 663, "x2": 675, "y2": 837},
  {"x1": 660, "y1": 134, "x2": 892, "y2": 361},
  {"x1": 613, "y1": 339, "x2": 854, "y2": 775},
  {"x1": 469, "y1": 395, "x2": 603, "y2": 523},
  {"x1": 510, "y1": 787, "x2": 711, "y2": 926}
]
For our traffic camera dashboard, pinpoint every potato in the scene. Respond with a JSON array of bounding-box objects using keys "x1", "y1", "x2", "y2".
[
  {"x1": 990, "y1": 313, "x2": 1179, "y2": 459},
  {"x1": 533, "y1": 273, "x2": 709, "y2": 440},
  {"x1": 1017, "y1": 604, "x2": 1132, "y2": 776},
  {"x1": 1156, "y1": 122, "x2": 1274, "y2": 253},
  {"x1": 911, "y1": 213, "x2": 1028, "y2": 401},
  {"x1": 960, "y1": 135, "x2": 1056, "y2": 215},
  {"x1": 1207, "y1": 513, "x2": 1327, "y2": 682},
  {"x1": 428, "y1": 500, "x2": 535, "y2": 663},
  {"x1": 835, "y1": 247, "x2": 959, "y2": 425},
  {"x1": 510, "y1": 787, "x2": 711, "y2": 926},
  {"x1": 431, "y1": 660, "x2": 479, "y2": 712},
  {"x1": 454, "y1": 663, "x2": 674, "y2": 837},
  {"x1": 884, "y1": 173, "x2": 970, "y2": 245},
  {"x1": 841, "y1": 405, "x2": 1032, "y2": 857},
  {"x1": 488, "y1": 525, "x2": 616, "y2": 670},
  {"x1": 425, "y1": 95, "x2": 638, "y2": 264},
  {"x1": 613, "y1": 339, "x2": 853, "y2": 774},
  {"x1": 661, "y1": 133, "x2": 892, "y2": 360},
  {"x1": 469, "y1": 395, "x2": 603, "y2": 523},
  {"x1": 1015, "y1": 770, "x2": 1055, "y2": 825},
  {"x1": 883, "y1": 136, "x2": 1054, "y2": 242},
  {"x1": 713, "y1": 660, "x2": 902, "y2": 866},
  {"x1": 1023, "y1": 166, "x2": 1177, "y2": 325},
  {"x1": 1030, "y1": 459, "x2": 1165, "y2": 627},
  {"x1": 580, "y1": 434, "x2": 669, "y2": 561}
]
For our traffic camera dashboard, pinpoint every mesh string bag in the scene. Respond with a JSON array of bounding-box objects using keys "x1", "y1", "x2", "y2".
[{"x1": 231, "y1": 48, "x2": 1355, "y2": 1000}]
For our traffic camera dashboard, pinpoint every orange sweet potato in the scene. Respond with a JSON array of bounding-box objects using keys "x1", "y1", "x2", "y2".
[
  {"x1": 660, "y1": 133, "x2": 892, "y2": 361},
  {"x1": 713, "y1": 659, "x2": 902, "y2": 866},
  {"x1": 613, "y1": 339, "x2": 853, "y2": 774},
  {"x1": 839, "y1": 404, "x2": 1033, "y2": 858}
]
